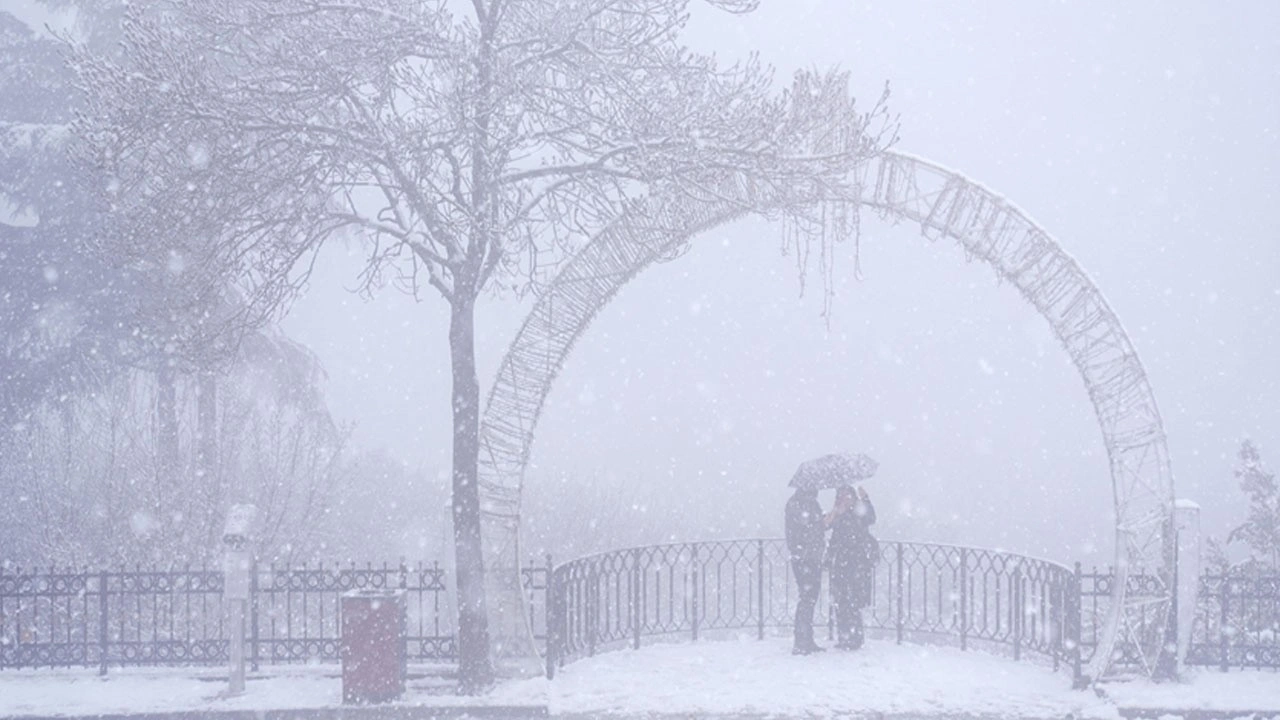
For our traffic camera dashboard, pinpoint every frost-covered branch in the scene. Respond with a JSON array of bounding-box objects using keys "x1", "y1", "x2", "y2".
[{"x1": 71, "y1": 0, "x2": 896, "y2": 689}]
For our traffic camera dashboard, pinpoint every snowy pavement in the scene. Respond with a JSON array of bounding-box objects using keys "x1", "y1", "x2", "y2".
[
  {"x1": 3, "y1": 639, "x2": 1280, "y2": 719},
  {"x1": 0, "y1": 664, "x2": 546, "y2": 718},
  {"x1": 502, "y1": 636, "x2": 1117, "y2": 719},
  {"x1": 1101, "y1": 668, "x2": 1280, "y2": 717}
]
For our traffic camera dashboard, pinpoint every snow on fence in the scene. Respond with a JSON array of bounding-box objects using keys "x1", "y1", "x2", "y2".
[
  {"x1": 545, "y1": 539, "x2": 1084, "y2": 683},
  {"x1": 1080, "y1": 568, "x2": 1280, "y2": 672},
  {"x1": 0, "y1": 561, "x2": 549, "y2": 672}
]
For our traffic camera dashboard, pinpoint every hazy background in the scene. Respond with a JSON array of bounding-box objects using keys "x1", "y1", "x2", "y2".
[
  {"x1": 10, "y1": 0, "x2": 1277, "y2": 565},
  {"x1": 289, "y1": 0, "x2": 1279, "y2": 565}
]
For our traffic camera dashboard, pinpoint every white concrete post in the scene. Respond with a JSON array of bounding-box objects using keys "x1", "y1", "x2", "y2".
[
  {"x1": 1174, "y1": 499, "x2": 1201, "y2": 675},
  {"x1": 222, "y1": 505, "x2": 257, "y2": 697}
]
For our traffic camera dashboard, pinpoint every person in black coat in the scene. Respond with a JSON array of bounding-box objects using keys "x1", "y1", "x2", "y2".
[
  {"x1": 785, "y1": 486, "x2": 829, "y2": 654},
  {"x1": 827, "y1": 485, "x2": 877, "y2": 649}
]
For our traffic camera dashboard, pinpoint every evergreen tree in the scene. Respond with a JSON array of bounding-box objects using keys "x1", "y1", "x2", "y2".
[
  {"x1": 1, "y1": 6, "x2": 343, "y2": 565},
  {"x1": 0, "y1": 10, "x2": 136, "y2": 434},
  {"x1": 1227, "y1": 440, "x2": 1280, "y2": 570}
]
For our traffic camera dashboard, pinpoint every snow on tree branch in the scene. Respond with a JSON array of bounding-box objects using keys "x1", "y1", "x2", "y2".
[{"x1": 73, "y1": 0, "x2": 893, "y2": 310}]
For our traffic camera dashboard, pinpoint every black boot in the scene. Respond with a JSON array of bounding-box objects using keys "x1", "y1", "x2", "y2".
[
  {"x1": 792, "y1": 642, "x2": 826, "y2": 655},
  {"x1": 849, "y1": 612, "x2": 865, "y2": 649}
]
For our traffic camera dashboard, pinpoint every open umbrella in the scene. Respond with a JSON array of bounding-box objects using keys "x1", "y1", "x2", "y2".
[{"x1": 789, "y1": 453, "x2": 879, "y2": 490}]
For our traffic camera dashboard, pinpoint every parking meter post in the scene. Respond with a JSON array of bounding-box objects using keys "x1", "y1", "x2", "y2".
[
  {"x1": 222, "y1": 505, "x2": 257, "y2": 697},
  {"x1": 228, "y1": 598, "x2": 245, "y2": 694}
]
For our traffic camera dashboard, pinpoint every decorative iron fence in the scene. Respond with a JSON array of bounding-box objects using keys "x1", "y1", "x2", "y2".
[
  {"x1": 545, "y1": 539, "x2": 1083, "y2": 684},
  {"x1": 1080, "y1": 568, "x2": 1280, "y2": 672},
  {"x1": 1192, "y1": 573, "x2": 1280, "y2": 670},
  {"x1": 0, "y1": 560, "x2": 549, "y2": 672},
  {"x1": 6, "y1": 548, "x2": 1275, "y2": 678}
]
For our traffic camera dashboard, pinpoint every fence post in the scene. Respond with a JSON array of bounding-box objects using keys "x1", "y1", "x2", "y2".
[
  {"x1": 1220, "y1": 577, "x2": 1230, "y2": 672},
  {"x1": 97, "y1": 570, "x2": 109, "y2": 676},
  {"x1": 249, "y1": 559, "x2": 260, "y2": 672},
  {"x1": 756, "y1": 539, "x2": 765, "y2": 641},
  {"x1": 690, "y1": 545, "x2": 700, "y2": 642},
  {"x1": 1012, "y1": 566, "x2": 1023, "y2": 661},
  {"x1": 959, "y1": 548, "x2": 968, "y2": 652},
  {"x1": 1072, "y1": 562, "x2": 1085, "y2": 688},
  {"x1": 587, "y1": 563, "x2": 596, "y2": 658},
  {"x1": 1052, "y1": 570, "x2": 1061, "y2": 673},
  {"x1": 632, "y1": 549, "x2": 642, "y2": 650},
  {"x1": 895, "y1": 543, "x2": 904, "y2": 645},
  {"x1": 545, "y1": 555, "x2": 556, "y2": 680}
]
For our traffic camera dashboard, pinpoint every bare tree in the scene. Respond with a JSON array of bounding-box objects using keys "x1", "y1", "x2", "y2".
[{"x1": 72, "y1": 0, "x2": 892, "y2": 689}]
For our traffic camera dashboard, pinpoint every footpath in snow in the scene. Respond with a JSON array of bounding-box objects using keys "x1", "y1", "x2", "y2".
[
  {"x1": 505, "y1": 636, "x2": 1116, "y2": 718},
  {"x1": 4, "y1": 637, "x2": 1280, "y2": 718},
  {"x1": 509, "y1": 637, "x2": 1280, "y2": 719}
]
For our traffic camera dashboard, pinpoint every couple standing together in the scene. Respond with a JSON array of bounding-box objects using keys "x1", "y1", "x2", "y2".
[{"x1": 785, "y1": 483, "x2": 878, "y2": 655}]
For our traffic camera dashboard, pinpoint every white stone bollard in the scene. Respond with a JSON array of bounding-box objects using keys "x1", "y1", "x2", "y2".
[{"x1": 222, "y1": 504, "x2": 258, "y2": 697}]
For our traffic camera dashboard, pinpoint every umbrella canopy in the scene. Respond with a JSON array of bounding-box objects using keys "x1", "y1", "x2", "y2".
[{"x1": 789, "y1": 453, "x2": 879, "y2": 490}]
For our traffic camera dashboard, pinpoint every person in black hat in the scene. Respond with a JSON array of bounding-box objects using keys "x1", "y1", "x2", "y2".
[{"x1": 785, "y1": 486, "x2": 829, "y2": 654}]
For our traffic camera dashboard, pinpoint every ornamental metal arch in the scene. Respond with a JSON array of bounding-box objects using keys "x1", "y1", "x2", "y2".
[{"x1": 477, "y1": 149, "x2": 1175, "y2": 682}]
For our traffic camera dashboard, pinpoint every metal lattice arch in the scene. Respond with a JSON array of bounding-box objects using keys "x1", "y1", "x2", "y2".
[{"x1": 478, "y1": 150, "x2": 1175, "y2": 682}]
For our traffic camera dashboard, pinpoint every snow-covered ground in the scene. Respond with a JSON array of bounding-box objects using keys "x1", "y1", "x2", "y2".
[
  {"x1": 504, "y1": 636, "x2": 1118, "y2": 718},
  {"x1": 0, "y1": 666, "x2": 340, "y2": 717},
  {"x1": 3, "y1": 639, "x2": 1279, "y2": 718},
  {"x1": 1102, "y1": 667, "x2": 1280, "y2": 715},
  {"x1": 0, "y1": 664, "x2": 544, "y2": 718}
]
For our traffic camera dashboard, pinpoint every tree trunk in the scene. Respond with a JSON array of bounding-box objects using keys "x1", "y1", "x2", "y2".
[
  {"x1": 155, "y1": 365, "x2": 179, "y2": 502},
  {"x1": 195, "y1": 369, "x2": 219, "y2": 542},
  {"x1": 155, "y1": 364, "x2": 179, "y2": 559},
  {"x1": 59, "y1": 400, "x2": 75, "y2": 483},
  {"x1": 449, "y1": 296, "x2": 494, "y2": 692}
]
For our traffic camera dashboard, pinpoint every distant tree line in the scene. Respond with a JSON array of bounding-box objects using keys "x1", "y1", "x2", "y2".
[{"x1": 0, "y1": 3, "x2": 345, "y2": 566}]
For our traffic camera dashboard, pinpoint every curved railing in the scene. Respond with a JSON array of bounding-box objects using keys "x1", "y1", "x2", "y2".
[{"x1": 546, "y1": 539, "x2": 1083, "y2": 685}]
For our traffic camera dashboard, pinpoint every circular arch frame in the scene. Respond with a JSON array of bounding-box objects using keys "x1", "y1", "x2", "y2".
[{"x1": 477, "y1": 150, "x2": 1175, "y2": 681}]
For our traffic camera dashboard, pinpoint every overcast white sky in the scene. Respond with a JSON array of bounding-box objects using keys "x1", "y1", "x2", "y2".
[
  {"x1": 12, "y1": 0, "x2": 1277, "y2": 564},
  {"x1": 288, "y1": 0, "x2": 1280, "y2": 564}
]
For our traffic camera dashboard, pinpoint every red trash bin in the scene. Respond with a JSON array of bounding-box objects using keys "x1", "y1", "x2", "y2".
[{"x1": 340, "y1": 589, "x2": 406, "y2": 704}]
